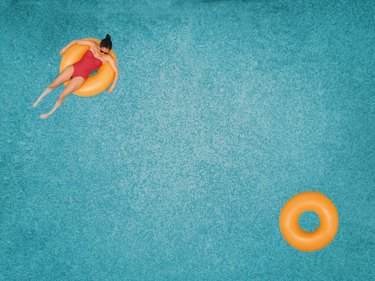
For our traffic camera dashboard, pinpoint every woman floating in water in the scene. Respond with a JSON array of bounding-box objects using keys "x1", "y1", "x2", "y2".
[{"x1": 33, "y1": 34, "x2": 118, "y2": 119}]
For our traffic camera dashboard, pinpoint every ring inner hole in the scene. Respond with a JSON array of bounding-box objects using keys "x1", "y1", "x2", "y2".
[
  {"x1": 90, "y1": 69, "x2": 99, "y2": 76},
  {"x1": 298, "y1": 211, "x2": 320, "y2": 232}
]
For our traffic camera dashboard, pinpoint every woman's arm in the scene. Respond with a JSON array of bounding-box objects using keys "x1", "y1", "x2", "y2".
[
  {"x1": 107, "y1": 57, "x2": 119, "y2": 93},
  {"x1": 60, "y1": 39, "x2": 95, "y2": 55}
]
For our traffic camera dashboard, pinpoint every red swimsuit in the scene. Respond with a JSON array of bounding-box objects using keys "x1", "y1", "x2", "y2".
[{"x1": 71, "y1": 50, "x2": 103, "y2": 80}]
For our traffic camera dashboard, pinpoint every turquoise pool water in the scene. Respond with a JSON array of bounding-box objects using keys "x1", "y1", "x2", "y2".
[{"x1": 1, "y1": 0, "x2": 374, "y2": 280}]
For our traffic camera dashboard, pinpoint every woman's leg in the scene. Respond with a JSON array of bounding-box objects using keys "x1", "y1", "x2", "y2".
[
  {"x1": 40, "y1": 77, "x2": 85, "y2": 119},
  {"x1": 33, "y1": 65, "x2": 74, "y2": 107}
]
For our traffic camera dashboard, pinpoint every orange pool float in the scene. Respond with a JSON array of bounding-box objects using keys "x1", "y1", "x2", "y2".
[
  {"x1": 59, "y1": 38, "x2": 117, "y2": 97},
  {"x1": 279, "y1": 191, "x2": 339, "y2": 252}
]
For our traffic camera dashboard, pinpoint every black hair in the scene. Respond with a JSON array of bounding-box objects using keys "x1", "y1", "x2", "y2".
[{"x1": 100, "y1": 34, "x2": 112, "y2": 50}]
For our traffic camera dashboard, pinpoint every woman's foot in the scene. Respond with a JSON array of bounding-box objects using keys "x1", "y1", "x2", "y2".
[
  {"x1": 33, "y1": 98, "x2": 42, "y2": 107},
  {"x1": 40, "y1": 113, "x2": 50, "y2": 119}
]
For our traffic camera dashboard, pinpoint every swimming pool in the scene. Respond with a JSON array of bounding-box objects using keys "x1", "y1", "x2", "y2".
[{"x1": 1, "y1": 0, "x2": 374, "y2": 280}]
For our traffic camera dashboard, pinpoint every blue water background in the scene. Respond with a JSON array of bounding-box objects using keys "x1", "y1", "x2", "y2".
[{"x1": 1, "y1": 0, "x2": 374, "y2": 280}]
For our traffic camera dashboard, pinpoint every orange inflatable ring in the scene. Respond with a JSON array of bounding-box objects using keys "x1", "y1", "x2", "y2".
[
  {"x1": 59, "y1": 38, "x2": 117, "y2": 97},
  {"x1": 279, "y1": 191, "x2": 339, "y2": 252}
]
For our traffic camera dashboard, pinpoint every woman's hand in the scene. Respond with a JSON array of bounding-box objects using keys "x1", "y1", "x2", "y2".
[
  {"x1": 106, "y1": 57, "x2": 118, "y2": 94},
  {"x1": 60, "y1": 40, "x2": 78, "y2": 56},
  {"x1": 108, "y1": 85, "x2": 115, "y2": 93}
]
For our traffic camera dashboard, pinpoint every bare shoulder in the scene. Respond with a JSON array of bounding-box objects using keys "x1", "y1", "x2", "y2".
[
  {"x1": 91, "y1": 43, "x2": 100, "y2": 52},
  {"x1": 103, "y1": 54, "x2": 115, "y2": 63}
]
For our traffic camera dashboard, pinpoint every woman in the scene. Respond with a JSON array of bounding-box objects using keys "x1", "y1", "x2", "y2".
[{"x1": 33, "y1": 34, "x2": 118, "y2": 119}]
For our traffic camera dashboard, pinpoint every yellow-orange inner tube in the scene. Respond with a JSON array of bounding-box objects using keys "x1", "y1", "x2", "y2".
[
  {"x1": 279, "y1": 191, "x2": 339, "y2": 252},
  {"x1": 59, "y1": 38, "x2": 117, "y2": 97}
]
